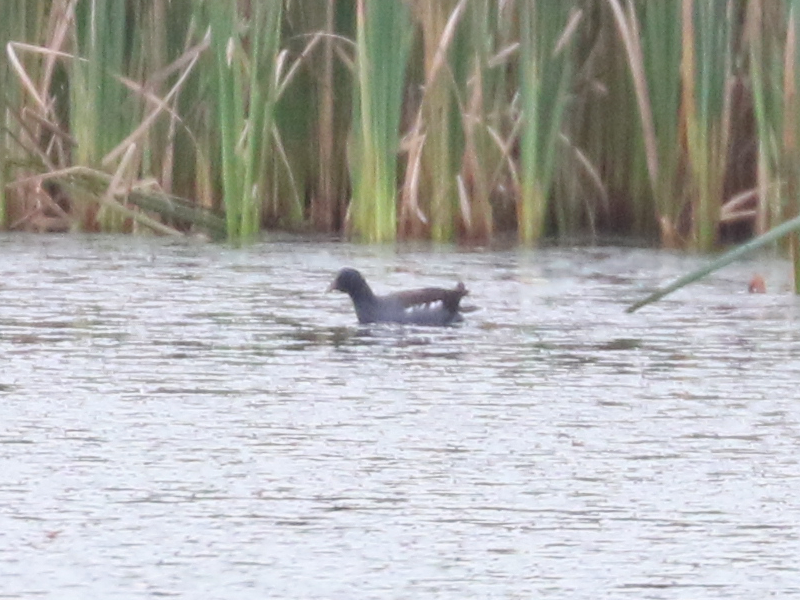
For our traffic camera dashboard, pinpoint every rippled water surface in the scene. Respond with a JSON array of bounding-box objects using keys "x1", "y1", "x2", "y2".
[{"x1": 1, "y1": 234, "x2": 799, "y2": 599}]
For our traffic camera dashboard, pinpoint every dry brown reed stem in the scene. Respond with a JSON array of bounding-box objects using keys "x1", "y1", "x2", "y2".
[
  {"x1": 7, "y1": 36, "x2": 207, "y2": 167},
  {"x1": 103, "y1": 34, "x2": 208, "y2": 167},
  {"x1": 312, "y1": 0, "x2": 337, "y2": 232}
]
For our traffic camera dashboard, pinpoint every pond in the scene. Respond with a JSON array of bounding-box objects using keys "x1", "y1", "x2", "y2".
[{"x1": 1, "y1": 233, "x2": 798, "y2": 599}]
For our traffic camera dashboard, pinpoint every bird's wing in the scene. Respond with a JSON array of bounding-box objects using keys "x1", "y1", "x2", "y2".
[{"x1": 391, "y1": 283, "x2": 467, "y2": 311}]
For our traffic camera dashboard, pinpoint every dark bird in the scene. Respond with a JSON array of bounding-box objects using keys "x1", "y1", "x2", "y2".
[{"x1": 328, "y1": 268, "x2": 470, "y2": 326}]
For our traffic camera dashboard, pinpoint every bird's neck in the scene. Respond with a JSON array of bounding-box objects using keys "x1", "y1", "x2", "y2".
[{"x1": 349, "y1": 282, "x2": 375, "y2": 302}]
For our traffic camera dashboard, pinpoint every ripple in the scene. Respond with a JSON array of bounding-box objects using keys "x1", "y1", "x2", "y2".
[{"x1": 0, "y1": 235, "x2": 798, "y2": 599}]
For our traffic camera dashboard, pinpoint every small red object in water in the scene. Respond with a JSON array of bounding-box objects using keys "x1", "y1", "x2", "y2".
[{"x1": 748, "y1": 274, "x2": 766, "y2": 293}]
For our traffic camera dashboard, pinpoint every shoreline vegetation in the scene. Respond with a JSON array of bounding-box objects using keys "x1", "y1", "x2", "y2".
[{"x1": 0, "y1": 1, "x2": 797, "y2": 256}]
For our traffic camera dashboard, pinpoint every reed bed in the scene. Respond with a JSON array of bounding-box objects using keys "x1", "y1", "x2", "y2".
[{"x1": 1, "y1": 0, "x2": 799, "y2": 255}]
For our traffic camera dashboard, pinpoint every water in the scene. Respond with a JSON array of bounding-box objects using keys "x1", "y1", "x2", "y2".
[{"x1": 1, "y1": 233, "x2": 798, "y2": 599}]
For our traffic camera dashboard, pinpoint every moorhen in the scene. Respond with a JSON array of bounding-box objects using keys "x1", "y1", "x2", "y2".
[{"x1": 328, "y1": 268, "x2": 470, "y2": 326}]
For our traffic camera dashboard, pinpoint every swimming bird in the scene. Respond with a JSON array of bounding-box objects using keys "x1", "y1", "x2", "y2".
[{"x1": 328, "y1": 268, "x2": 470, "y2": 326}]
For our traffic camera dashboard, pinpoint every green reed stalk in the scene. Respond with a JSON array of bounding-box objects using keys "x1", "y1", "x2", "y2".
[
  {"x1": 169, "y1": 3, "x2": 215, "y2": 212},
  {"x1": 209, "y1": 3, "x2": 244, "y2": 239},
  {"x1": 778, "y1": 0, "x2": 800, "y2": 291},
  {"x1": 70, "y1": 0, "x2": 132, "y2": 231},
  {"x1": 517, "y1": 1, "x2": 578, "y2": 244},
  {"x1": 415, "y1": 0, "x2": 465, "y2": 242},
  {"x1": 577, "y1": 13, "x2": 642, "y2": 237},
  {"x1": 681, "y1": 0, "x2": 734, "y2": 251},
  {"x1": 0, "y1": 132, "x2": 4, "y2": 227},
  {"x1": 272, "y1": 0, "x2": 351, "y2": 232},
  {"x1": 208, "y1": 1, "x2": 283, "y2": 243},
  {"x1": 288, "y1": 0, "x2": 353, "y2": 232},
  {"x1": 0, "y1": 1, "x2": 18, "y2": 225},
  {"x1": 349, "y1": 0, "x2": 412, "y2": 242},
  {"x1": 139, "y1": 0, "x2": 176, "y2": 196},
  {"x1": 747, "y1": 1, "x2": 787, "y2": 237}
]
